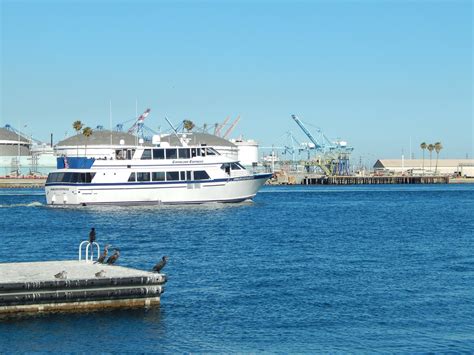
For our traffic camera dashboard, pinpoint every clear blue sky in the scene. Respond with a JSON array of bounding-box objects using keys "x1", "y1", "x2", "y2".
[{"x1": 1, "y1": 0, "x2": 472, "y2": 161}]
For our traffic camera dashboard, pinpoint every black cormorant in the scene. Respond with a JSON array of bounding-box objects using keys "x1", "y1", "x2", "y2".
[
  {"x1": 106, "y1": 249, "x2": 120, "y2": 265},
  {"x1": 152, "y1": 256, "x2": 169, "y2": 273},
  {"x1": 95, "y1": 244, "x2": 110, "y2": 264},
  {"x1": 89, "y1": 227, "x2": 96, "y2": 244}
]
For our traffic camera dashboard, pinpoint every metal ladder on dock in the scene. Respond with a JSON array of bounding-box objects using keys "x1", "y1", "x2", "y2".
[{"x1": 78, "y1": 241, "x2": 100, "y2": 261}]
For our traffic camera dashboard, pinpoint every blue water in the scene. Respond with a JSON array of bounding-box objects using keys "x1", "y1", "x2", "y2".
[{"x1": 0, "y1": 185, "x2": 473, "y2": 352}]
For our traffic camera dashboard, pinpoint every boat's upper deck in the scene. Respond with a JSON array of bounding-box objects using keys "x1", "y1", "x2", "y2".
[{"x1": 57, "y1": 145, "x2": 235, "y2": 170}]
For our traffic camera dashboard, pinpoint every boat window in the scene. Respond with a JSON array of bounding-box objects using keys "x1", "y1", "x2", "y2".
[
  {"x1": 127, "y1": 149, "x2": 134, "y2": 160},
  {"x1": 75, "y1": 173, "x2": 83, "y2": 182},
  {"x1": 231, "y1": 163, "x2": 242, "y2": 170},
  {"x1": 236, "y1": 162, "x2": 246, "y2": 170},
  {"x1": 137, "y1": 172, "x2": 151, "y2": 182},
  {"x1": 48, "y1": 172, "x2": 93, "y2": 183},
  {"x1": 166, "y1": 149, "x2": 177, "y2": 159},
  {"x1": 191, "y1": 148, "x2": 201, "y2": 157},
  {"x1": 205, "y1": 148, "x2": 220, "y2": 156},
  {"x1": 141, "y1": 149, "x2": 152, "y2": 160},
  {"x1": 85, "y1": 173, "x2": 95, "y2": 183},
  {"x1": 115, "y1": 149, "x2": 125, "y2": 160},
  {"x1": 178, "y1": 148, "x2": 190, "y2": 159},
  {"x1": 166, "y1": 171, "x2": 179, "y2": 181},
  {"x1": 70, "y1": 173, "x2": 80, "y2": 183},
  {"x1": 62, "y1": 172, "x2": 73, "y2": 182},
  {"x1": 180, "y1": 171, "x2": 185, "y2": 180},
  {"x1": 66, "y1": 173, "x2": 76, "y2": 183},
  {"x1": 220, "y1": 163, "x2": 231, "y2": 175},
  {"x1": 75, "y1": 173, "x2": 83, "y2": 183},
  {"x1": 128, "y1": 172, "x2": 136, "y2": 182},
  {"x1": 186, "y1": 171, "x2": 192, "y2": 180},
  {"x1": 194, "y1": 170, "x2": 210, "y2": 180},
  {"x1": 153, "y1": 149, "x2": 165, "y2": 159},
  {"x1": 47, "y1": 173, "x2": 57, "y2": 183},
  {"x1": 152, "y1": 172, "x2": 165, "y2": 181}
]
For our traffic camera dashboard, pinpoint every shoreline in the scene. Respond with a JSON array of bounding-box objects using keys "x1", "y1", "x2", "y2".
[{"x1": 0, "y1": 178, "x2": 47, "y2": 188}]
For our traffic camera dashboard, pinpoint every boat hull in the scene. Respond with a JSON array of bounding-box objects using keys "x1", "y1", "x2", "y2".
[{"x1": 45, "y1": 174, "x2": 271, "y2": 206}]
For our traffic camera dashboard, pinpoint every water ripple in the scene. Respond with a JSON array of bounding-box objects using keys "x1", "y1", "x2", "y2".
[{"x1": 0, "y1": 185, "x2": 473, "y2": 352}]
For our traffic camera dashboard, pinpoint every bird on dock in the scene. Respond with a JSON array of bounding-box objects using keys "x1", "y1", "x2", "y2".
[
  {"x1": 152, "y1": 256, "x2": 169, "y2": 273},
  {"x1": 89, "y1": 227, "x2": 96, "y2": 244},
  {"x1": 106, "y1": 249, "x2": 120, "y2": 265},
  {"x1": 95, "y1": 244, "x2": 110, "y2": 264},
  {"x1": 95, "y1": 270, "x2": 106, "y2": 278},
  {"x1": 54, "y1": 270, "x2": 68, "y2": 279}
]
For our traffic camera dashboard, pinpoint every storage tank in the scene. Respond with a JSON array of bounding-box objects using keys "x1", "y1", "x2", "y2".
[{"x1": 231, "y1": 138, "x2": 259, "y2": 166}]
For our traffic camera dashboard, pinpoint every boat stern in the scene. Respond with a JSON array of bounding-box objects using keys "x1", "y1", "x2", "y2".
[{"x1": 45, "y1": 185, "x2": 81, "y2": 205}]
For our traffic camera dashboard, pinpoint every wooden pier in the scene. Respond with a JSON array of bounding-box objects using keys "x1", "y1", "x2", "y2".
[
  {"x1": 0, "y1": 260, "x2": 166, "y2": 314},
  {"x1": 301, "y1": 175, "x2": 450, "y2": 185}
]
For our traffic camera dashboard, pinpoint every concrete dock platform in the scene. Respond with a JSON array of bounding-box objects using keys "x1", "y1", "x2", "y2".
[{"x1": 0, "y1": 260, "x2": 166, "y2": 314}]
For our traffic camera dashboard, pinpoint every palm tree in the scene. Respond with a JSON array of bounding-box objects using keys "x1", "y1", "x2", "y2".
[
  {"x1": 183, "y1": 120, "x2": 195, "y2": 132},
  {"x1": 82, "y1": 127, "x2": 93, "y2": 156},
  {"x1": 420, "y1": 142, "x2": 427, "y2": 175},
  {"x1": 427, "y1": 143, "x2": 435, "y2": 172},
  {"x1": 434, "y1": 142, "x2": 443, "y2": 174},
  {"x1": 73, "y1": 120, "x2": 83, "y2": 156}
]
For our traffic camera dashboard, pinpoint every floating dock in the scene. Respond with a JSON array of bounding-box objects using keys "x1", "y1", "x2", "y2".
[{"x1": 0, "y1": 260, "x2": 166, "y2": 314}]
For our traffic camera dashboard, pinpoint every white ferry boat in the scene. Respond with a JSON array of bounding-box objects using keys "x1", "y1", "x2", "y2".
[{"x1": 45, "y1": 140, "x2": 271, "y2": 206}]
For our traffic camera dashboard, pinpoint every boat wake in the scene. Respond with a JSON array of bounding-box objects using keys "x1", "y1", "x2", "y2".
[{"x1": 0, "y1": 201, "x2": 44, "y2": 208}]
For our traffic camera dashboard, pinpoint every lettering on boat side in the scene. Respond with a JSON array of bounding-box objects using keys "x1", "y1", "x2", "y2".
[{"x1": 171, "y1": 160, "x2": 204, "y2": 164}]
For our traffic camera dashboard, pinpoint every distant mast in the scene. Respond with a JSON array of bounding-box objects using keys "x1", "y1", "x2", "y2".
[{"x1": 109, "y1": 100, "x2": 113, "y2": 146}]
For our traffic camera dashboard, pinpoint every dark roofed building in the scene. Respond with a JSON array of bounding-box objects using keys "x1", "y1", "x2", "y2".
[
  {"x1": 159, "y1": 132, "x2": 236, "y2": 148},
  {"x1": 0, "y1": 127, "x2": 30, "y2": 156},
  {"x1": 55, "y1": 130, "x2": 153, "y2": 159},
  {"x1": 57, "y1": 130, "x2": 151, "y2": 147}
]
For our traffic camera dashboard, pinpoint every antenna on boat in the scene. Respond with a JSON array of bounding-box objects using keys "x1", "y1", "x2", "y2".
[
  {"x1": 109, "y1": 100, "x2": 113, "y2": 147},
  {"x1": 164, "y1": 116, "x2": 186, "y2": 146}
]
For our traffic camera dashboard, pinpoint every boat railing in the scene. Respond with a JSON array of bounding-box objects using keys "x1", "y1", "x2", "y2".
[{"x1": 78, "y1": 241, "x2": 100, "y2": 261}]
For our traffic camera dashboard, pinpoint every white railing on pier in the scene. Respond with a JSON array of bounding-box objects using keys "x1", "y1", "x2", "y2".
[{"x1": 79, "y1": 241, "x2": 100, "y2": 261}]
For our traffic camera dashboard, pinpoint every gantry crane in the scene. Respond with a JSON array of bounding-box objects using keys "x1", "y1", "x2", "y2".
[
  {"x1": 128, "y1": 108, "x2": 151, "y2": 136},
  {"x1": 291, "y1": 114, "x2": 353, "y2": 176},
  {"x1": 114, "y1": 108, "x2": 158, "y2": 140},
  {"x1": 213, "y1": 115, "x2": 240, "y2": 139}
]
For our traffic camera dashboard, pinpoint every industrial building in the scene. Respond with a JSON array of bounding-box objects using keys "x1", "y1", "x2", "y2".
[
  {"x1": 0, "y1": 127, "x2": 30, "y2": 156},
  {"x1": 373, "y1": 159, "x2": 474, "y2": 177},
  {"x1": 230, "y1": 138, "x2": 259, "y2": 167},
  {"x1": 0, "y1": 127, "x2": 31, "y2": 175},
  {"x1": 55, "y1": 130, "x2": 151, "y2": 159}
]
